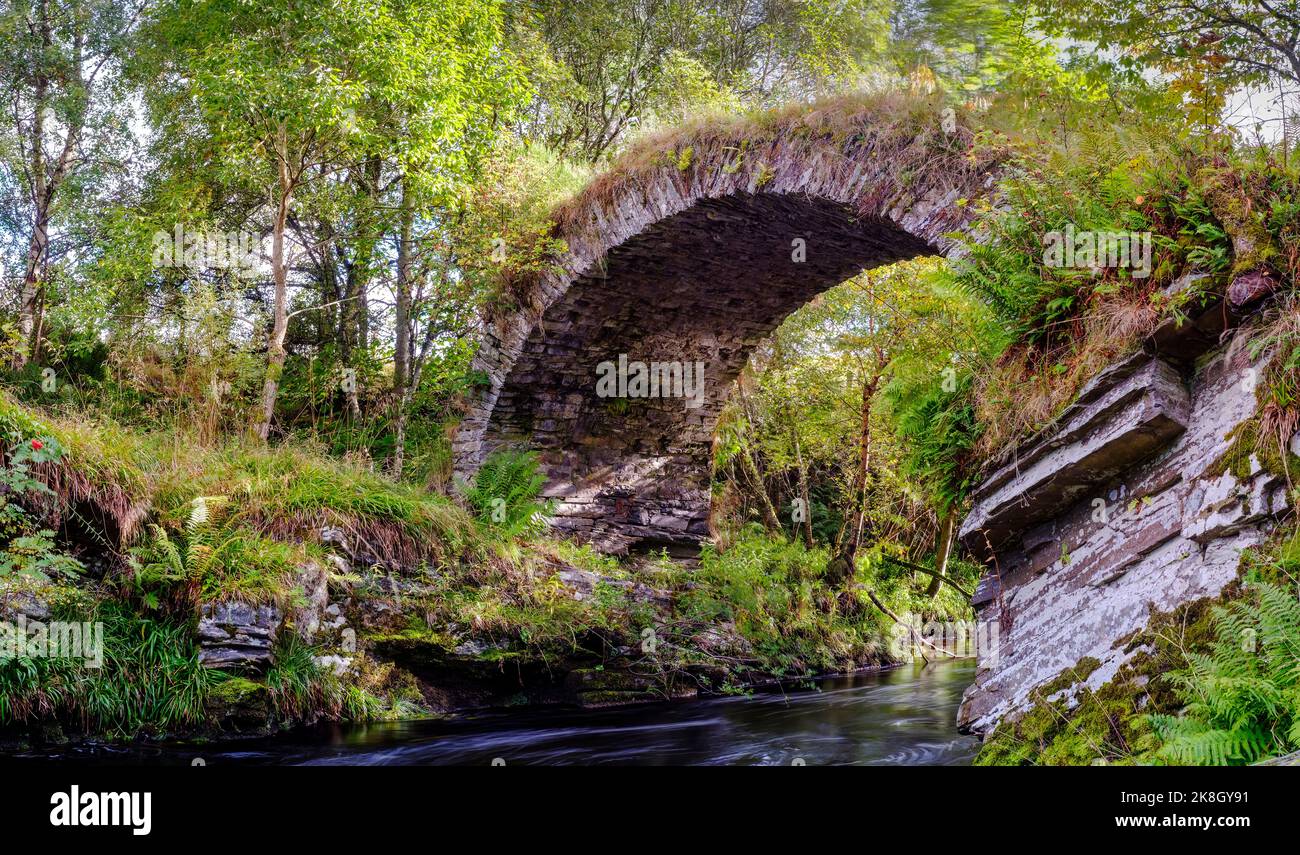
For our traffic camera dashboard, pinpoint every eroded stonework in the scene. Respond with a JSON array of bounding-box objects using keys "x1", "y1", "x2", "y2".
[
  {"x1": 958, "y1": 295, "x2": 1292, "y2": 734},
  {"x1": 454, "y1": 113, "x2": 1006, "y2": 552}
]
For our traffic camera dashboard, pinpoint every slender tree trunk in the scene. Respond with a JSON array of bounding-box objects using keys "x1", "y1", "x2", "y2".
[
  {"x1": 342, "y1": 264, "x2": 361, "y2": 422},
  {"x1": 14, "y1": 0, "x2": 52, "y2": 370},
  {"x1": 394, "y1": 182, "x2": 413, "y2": 392},
  {"x1": 794, "y1": 430, "x2": 813, "y2": 546},
  {"x1": 735, "y1": 378, "x2": 782, "y2": 531},
  {"x1": 925, "y1": 509, "x2": 956, "y2": 598},
  {"x1": 17, "y1": 207, "x2": 49, "y2": 369},
  {"x1": 843, "y1": 373, "x2": 880, "y2": 557},
  {"x1": 741, "y1": 444, "x2": 782, "y2": 531},
  {"x1": 390, "y1": 181, "x2": 415, "y2": 478},
  {"x1": 391, "y1": 309, "x2": 441, "y2": 483},
  {"x1": 319, "y1": 230, "x2": 340, "y2": 345},
  {"x1": 391, "y1": 389, "x2": 411, "y2": 479},
  {"x1": 257, "y1": 144, "x2": 293, "y2": 442},
  {"x1": 331, "y1": 246, "x2": 362, "y2": 421}
]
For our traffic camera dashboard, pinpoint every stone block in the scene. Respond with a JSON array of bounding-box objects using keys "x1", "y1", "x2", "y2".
[{"x1": 197, "y1": 602, "x2": 282, "y2": 672}]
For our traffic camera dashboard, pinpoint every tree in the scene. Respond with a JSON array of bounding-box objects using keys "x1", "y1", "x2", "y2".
[
  {"x1": 388, "y1": 142, "x2": 576, "y2": 479},
  {"x1": 1, "y1": 0, "x2": 143, "y2": 370},
  {"x1": 1042, "y1": 0, "x2": 1300, "y2": 94},
  {"x1": 143, "y1": 0, "x2": 522, "y2": 441},
  {"x1": 715, "y1": 256, "x2": 993, "y2": 597},
  {"x1": 513, "y1": 0, "x2": 890, "y2": 162}
]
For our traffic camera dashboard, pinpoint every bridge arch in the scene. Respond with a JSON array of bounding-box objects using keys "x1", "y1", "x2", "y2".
[{"x1": 454, "y1": 96, "x2": 1007, "y2": 553}]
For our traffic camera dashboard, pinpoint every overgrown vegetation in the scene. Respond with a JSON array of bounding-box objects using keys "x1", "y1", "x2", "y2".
[
  {"x1": 1151, "y1": 580, "x2": 1300, "y2": 765},
  {"x1": 0, "y1": 595, "x2": 219, "y2": 738},
  {"x1": 1, "y1": 0, "x2": 1298, "y2": 759}
]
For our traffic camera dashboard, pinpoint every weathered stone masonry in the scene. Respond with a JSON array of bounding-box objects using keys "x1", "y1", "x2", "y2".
[
  {"x1": 453, "y1": 115, "x2": 1005, "y2": 553},
  {"x1": 957, "y1": 277, "x2": 1294, "y2": 734}
]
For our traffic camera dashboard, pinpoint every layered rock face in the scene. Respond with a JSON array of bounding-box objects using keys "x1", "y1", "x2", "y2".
[
  {"x1": 958, "y1": 296, "x2": 1292, "y2": 734},
  {"x1": 197, "y1": 557, "x2": 354, "y2": 677},
  {"x1": 197, "y1": 602, "x2": 281, "y2": 670}
]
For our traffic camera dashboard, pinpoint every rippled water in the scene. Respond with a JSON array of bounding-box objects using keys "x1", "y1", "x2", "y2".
[{"x1": 16, "y1": 659, "x2": 978, "y2": 766}]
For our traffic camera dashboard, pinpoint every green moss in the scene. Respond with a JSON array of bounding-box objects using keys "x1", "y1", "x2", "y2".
[
  {"x1": 208, "y1": 676, "x2": 267, "y2": 705},
  {"x1": 1038, "y1": 656, "x2": 1102, "y2": 697},
  {"x1": 975, "y1": 596, "x2": 1224, "y2": 766},
  {"x1": 1195, "y1": 165, "x2": 1282, "y2": 276},
  {"x1": 1209, "y1": 419, "x2": 1300, "y2": 481}
]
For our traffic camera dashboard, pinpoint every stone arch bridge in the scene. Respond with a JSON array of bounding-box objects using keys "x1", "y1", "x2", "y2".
[{"x1": 453, "y1": 97, "x2": 1007, "y2": 553}]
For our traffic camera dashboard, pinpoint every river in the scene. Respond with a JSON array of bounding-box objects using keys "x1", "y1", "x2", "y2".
[{"x1": 13, "y1": 659, "x2": 978, "y2": 766}]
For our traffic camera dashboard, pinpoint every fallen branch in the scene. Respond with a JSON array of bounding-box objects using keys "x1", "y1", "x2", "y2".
[
  {"x1": 883, "y1": 555, "x2": 972, "y2": 599},
  {"x1": 861, "y1": 587, "x2": 953, "y2": 664}
]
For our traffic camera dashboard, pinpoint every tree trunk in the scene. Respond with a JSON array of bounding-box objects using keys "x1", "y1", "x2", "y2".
[
  {"x1": 393, "y1": 182, "x2": 413, "y2": 392},
  {"x1": 14, "y1": 0, "x2": 52, "y2": 370},
  {"x1": 735, "y1": 378, "x2": 782, "y2": 531},
  {"x1": 741, "y1": 444, "x2": 783, "y2": 531},
  {"x1": 925, "y1": 509, "x2": 956, "y2": 598},
  {"x1": 256, "y1": 145, "x2": 293, "y2": 442},
  {"x1": 342, "y1": 265, "x2": 361, "y2": 422},
  {"x1": 391, "y1": 390, "x2": 411, "y2": 480},
  {"x1": 17, "y1": 207, "x2": 49, "y2": 369},
  {"x1": 389, "y1": 179, "x2": 418, "y2": 476},
  {"x1": 794, "y1": 431, "x2": 813, "y2": 546},
  {"x1": 843, "y1": 373, "x2": 880, "y2": 558}
]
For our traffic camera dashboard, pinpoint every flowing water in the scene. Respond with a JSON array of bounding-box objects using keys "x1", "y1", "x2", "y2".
[{"x1": 13, "y1": 659, "x2": 978, "y2": 766}]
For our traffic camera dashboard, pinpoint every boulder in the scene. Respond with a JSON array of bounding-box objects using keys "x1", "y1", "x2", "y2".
[
  {"x1": 554, "y1": 567, "x2": 672, "y2": 608},
  {"x1": 205, "y1": 677, "x2": 272, "y2": 731}
]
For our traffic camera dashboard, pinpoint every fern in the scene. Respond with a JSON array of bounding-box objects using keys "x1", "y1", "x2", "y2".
[
  {"x1": 461, "y1": 449, "x2": 555, "y2": 538},
  {"x1": 1150, "y1": 582, "x2": 1300, "y2": 765},
  {"x1": 125, "y1": 495, "x2": 295, "y2": 610}
]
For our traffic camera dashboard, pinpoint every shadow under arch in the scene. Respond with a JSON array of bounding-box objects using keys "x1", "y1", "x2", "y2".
[{"x1": 454, "y1": 95, "x2": 1008, "y2": 553}]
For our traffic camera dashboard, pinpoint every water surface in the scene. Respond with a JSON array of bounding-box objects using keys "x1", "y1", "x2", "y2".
[{"x1": 14, "y1": 659, "x2": 978, "y2": 766}]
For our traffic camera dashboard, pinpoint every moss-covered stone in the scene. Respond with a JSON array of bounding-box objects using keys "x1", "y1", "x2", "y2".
[
  {"x1": 975, "y1": 595, "x2": 1225, "y2": 766},
  {"x1": 1196, "y1": 165, "x2": 1282, "y2": 277},
  {"x1": 205, "y1": 677, "x2": 272, "y2": 731},
  {"x1": 1208, "y1": 418, "x2": 1300, "y2": 482}
]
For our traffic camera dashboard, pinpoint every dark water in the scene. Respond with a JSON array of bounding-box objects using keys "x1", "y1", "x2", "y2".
[{"x1": 19, "y1": 660, "x2": 978, "y2": 766}]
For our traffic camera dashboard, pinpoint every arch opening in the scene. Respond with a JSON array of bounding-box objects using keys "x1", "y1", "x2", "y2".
[
  {"x1": 452, "y1": 104, "x2": 1006, "y2": 553},
  {"x1": 482, "y1": 191, "x2": 941, "y2": 553}
]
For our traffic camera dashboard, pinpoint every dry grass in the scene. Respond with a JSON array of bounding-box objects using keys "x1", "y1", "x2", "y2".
[
  {"x1": 492, "y1": 89, "x2": 1010, "y2": 326},
  {"x1": 971, "y1": 289, "x2": 1161, "y2": 461},
  {"x1": 1254, "y1": 298, "x2": 1300, "y2": 480},
  {"x1": 3, "y1": 393, "x2": 479, "y2": 569}
]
